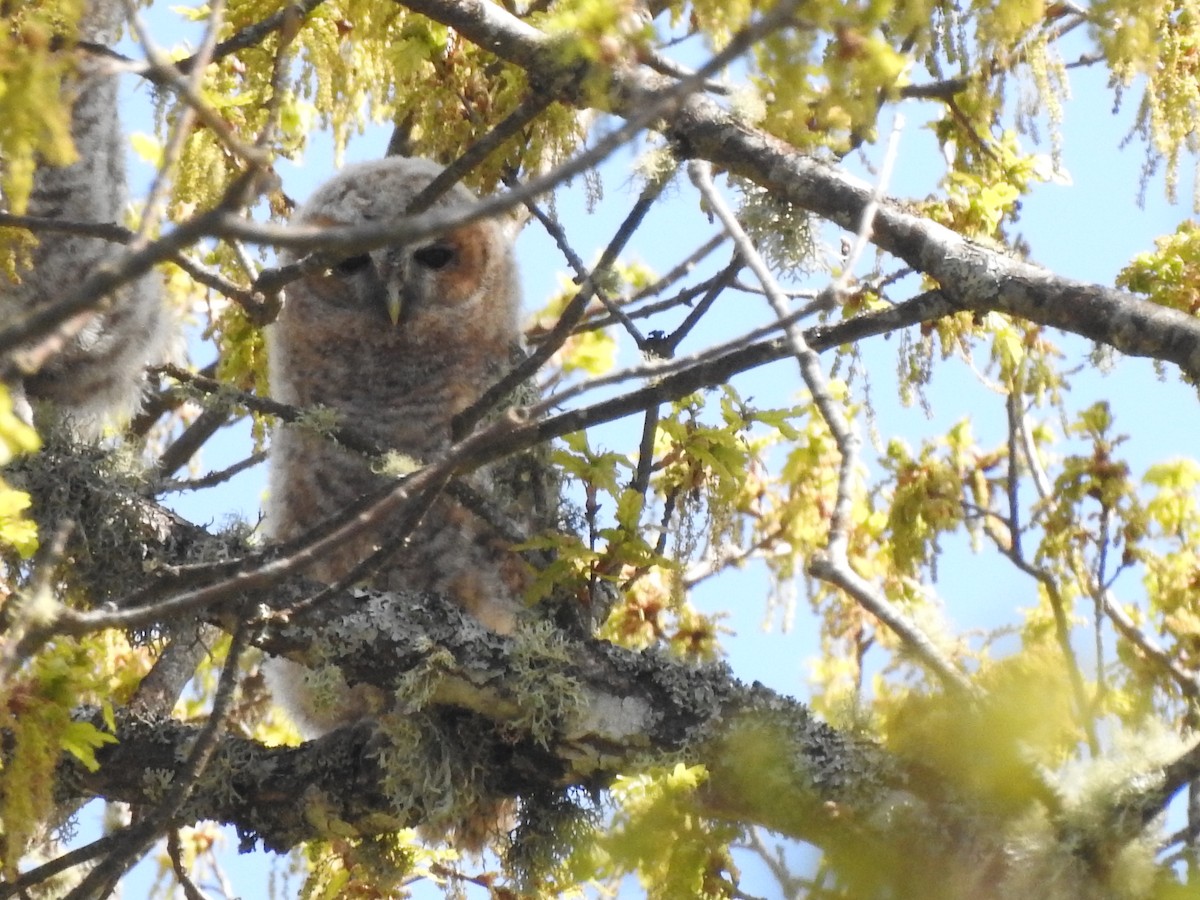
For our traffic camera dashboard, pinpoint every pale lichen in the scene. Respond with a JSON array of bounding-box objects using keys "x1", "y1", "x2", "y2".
[
  {"x1": 503, "y1": 620, "x2": 584, "y2": 747},
  {"x1": 140, "y1": 767, "x2": 175, "y2": 803}
]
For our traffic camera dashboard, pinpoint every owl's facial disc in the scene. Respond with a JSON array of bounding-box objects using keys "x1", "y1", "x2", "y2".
[
  {"x1": 362, "y1": 236, "x2": 463, "y2": 327},
  {"x1": 384, "y1": 238, "x2": 460, "y2": 326}
]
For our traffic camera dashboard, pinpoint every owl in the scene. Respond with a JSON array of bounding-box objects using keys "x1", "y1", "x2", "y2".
[
  {"x1": 2, "y1": 0, "x2": 169, "y2": 435},
  {"x1": 263, "y1": 156, "x2": 553, "y2": 736}
]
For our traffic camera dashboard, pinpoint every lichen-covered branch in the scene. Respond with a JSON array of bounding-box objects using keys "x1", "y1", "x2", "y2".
[
  {"x1": 64, "y1": 581, "x2": 932, "y2": 867},
  {"x1": 41, "y1": 575, "x2": 1165, "y2": 900}
]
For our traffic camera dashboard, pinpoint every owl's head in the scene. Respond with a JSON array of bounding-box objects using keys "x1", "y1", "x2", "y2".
[{"x1": 279, "y1": 157, "x2": 521, "y2": 345}]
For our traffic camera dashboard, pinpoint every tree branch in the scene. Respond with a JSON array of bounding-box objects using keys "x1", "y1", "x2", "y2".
[
  {"x1": 41, "y1": 572, "x2": 1171, "y2": 899},
  {"x1": 397, "y1": 0, "x2": 1200, "y2": 380},
  {"x1": 59, "y1": 582, "x2": 938, "y2": 872}
]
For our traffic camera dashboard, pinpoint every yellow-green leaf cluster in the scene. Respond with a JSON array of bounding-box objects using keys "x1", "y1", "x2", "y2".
[
  {"x1": 1117, "y1": 219, "x2": 1200, "y2": 315},
  {"x1": 685, "y1": 0, "x2": 755, "y2": 50},
  {"x1": 0, "y1": 385, "x2": 40, "y2": 559},
  {"x1": 975, "y1": 0, "x2": 1051, "y2": 58},
  {"x1": 209, "y1": 304, "x2": 271, "y2": 445},
  {"x1": 752, "y1": 11, "x2": 908, "y2": 153},
  {"x1": 653, "y1": 387, "x2": 791, "y2": 567},
  {"x1": 924, "y1": 130, "x2": 1051, "y2": 240},
  {"x1": 879, "y1": 650, "x2": 1080, "y2": 813},
  {"x1": 299, "y1": 831, "x2": 445, "y2": 900},
  {"x1": 535, "y1": 0, "x2": 655, "y2": 81},
  {"x1": 1094, "y1": 0, "x2": 1200, "y2": 200},
  {"x1": 881, "y1": 421, "x2": 989, "y2": 578},
  {"x1": 988, "y1": 318, "x2": 1065, "y2": 403},
  {"x1": 0, "y1": 0, "x2": 82, "y2": 213},
  {"x1": 276, "y1": 0, "x2": 585, "y2": 187},
  {"x1": 1137, "y1": 459, "x2": 1200, "y2": 680},
  {"x1": 546, "y1": 427, "x2": 730, "y2": 658},
  {"x1": 1036, "y1": 402, "x2": 1137, "y2": 569},
  {"x1": 749, "y1": 388, "x2": 846, "y2": 585},
  {"x1": 0, "y1": 487, "x2": 38, "y2": 561},
  {"x1": 569, "y1": 763, "x2": 741, "y2": 900},
  {"x1": 0, "y1": 634, "x2": 144, "y2": 878},
  {"x1": 0, "y1": 0, "x2": 85, "y2": 279}
]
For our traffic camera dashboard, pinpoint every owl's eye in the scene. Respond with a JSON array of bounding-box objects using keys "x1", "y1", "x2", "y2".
[
  {"x1": 332, "y1": 254, "x2": 371, "y2": 277},
  {"x1": 413, "y1": 243, "x2": 456, "y2": 270}
]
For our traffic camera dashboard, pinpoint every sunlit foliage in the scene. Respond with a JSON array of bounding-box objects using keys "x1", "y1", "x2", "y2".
[{"x1": 7, "y1": 0, "x2": 1200, "y2": 896}]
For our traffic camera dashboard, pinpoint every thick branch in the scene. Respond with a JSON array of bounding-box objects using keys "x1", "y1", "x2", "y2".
[
  {"x1": 65, "y1": 583, "x2": 930, "y2": 869},
  {"x1": 48, "y1": 578, "x2": 1153, "y2": 900},
  {"x1": 8, "y1": 443, "x2": 1173, "y2": 898}
]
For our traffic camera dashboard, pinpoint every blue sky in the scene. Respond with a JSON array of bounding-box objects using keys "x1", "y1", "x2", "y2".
[{"x1": 70, "y1": 6, "x2": 1200, "y2": 897}]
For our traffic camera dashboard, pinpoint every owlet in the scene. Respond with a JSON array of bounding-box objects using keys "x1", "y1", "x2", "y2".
[
  {"x1": 263, "y1": 156, "x2": 551, "y2": 735},
  {"x1": 2, "y1": 0, "x2": 169, "y2": 435}
]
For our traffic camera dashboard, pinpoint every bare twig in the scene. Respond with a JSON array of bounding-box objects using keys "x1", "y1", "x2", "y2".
[
  {"x1": 152, "y1": 363, "x2": 381, "y2": 457},
  {"x1": 0, "y1": 214, "x2": 266, "y2": 318},
  {"x1": 631, "y1": 405, "x2": 660, "y2": 497},
  {"x1": 0, "y1": 214, "x2": 130, "y2": 242},
  {"x1": 685, "y1": 163, "x2": 856, "y2": 539},
  {"x1": 405, "y1": 93, "x2": 556, "y2": 214},
  {"x1": 452, "y1": 176, "x2": 667, "y2": 439},
  {"x1": 1102, "y1": 591, "x2": 1200, "y2": 699},
  {"x1": 837, "y1": 114, "x2": 904, "y2": 287},
  {"x1": 567, "y1": 266, "x2": 738, "y2": 339},
  {"x1": 0, "y1": 832, "x2": 129, "y2": 899},
  {"x1": 124, "y1": 0, "x2": 227, "y2": 242},
  {"x1": 168, "y1": 252, "x2": 263, "y2": 312},
  {"x1": 661, "y1": 252, "x2": 745, "y2": 355},
  {"x1": 159, "y1": 451, "x2": 268, "y2": 494},
  {"x1": 688, "y1": 156, "x2": 972, "y2": 696},
  {"x1": 167, "y1": 829, "x2": 210, "y2": 900},
  {"x1": 1005, "y1": 387, "x2": 1024, "y2": 557},
  {"x1": 628, "y1": 232, "x2": 728, "y2": 303},
  {"x1": 156, "y1": 408, "x2": 232, "y2": 479},
  {"x1": 521, "y1": 192, "x2": 653, "y2": 348},
  {"x1": 249, "y1": 2, "x2": 305, "y2": 154},
  {"x1": 129, "y1": 362, "x2": 218, "y2": 438}
]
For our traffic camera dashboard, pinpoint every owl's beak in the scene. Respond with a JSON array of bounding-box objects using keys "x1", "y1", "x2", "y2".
[{"x1": 385, "y1": 286, "x2": 403, "y2": 326}]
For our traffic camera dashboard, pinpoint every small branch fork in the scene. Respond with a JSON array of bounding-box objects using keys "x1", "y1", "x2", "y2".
[{"x1": 687, "y1": 155, "x2": 974, "y2": 697}]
